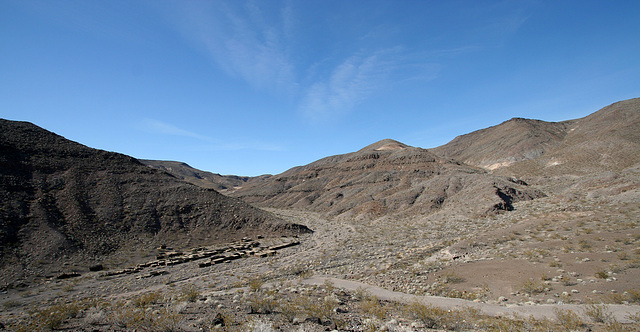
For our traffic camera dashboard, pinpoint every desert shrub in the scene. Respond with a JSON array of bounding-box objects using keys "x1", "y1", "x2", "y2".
[
  {"x1": 83, "y1": 306, "x2": 107, "y2": 326},
  {"x1": 179, "y1": 283, "x2": 200, "y2": 302},
  {"x1": 480, "y1": 317, "x2": 525, "y2": 332},
  {"x1": 110, "y1": 307, "x2": 149, "y2": 328},
  {"x1": 298, "y1": 295, "x2": 339, "y2": 320},
  {"x1": 440, "y1": 271, "x2": 465, "y2": 284},
  {"x1": 553, "y1": 308, "x2": 584, "y2": 331},
  {"x1": 626, "y1": 312, "x2": 640, "y2": 323},
  {"x1": 360, "y1": 295, "x2": 387, "y2": 320},
  {"x1": 248, "y1": 277, "x2": 265, "y2": 292},
  {"x1": 583, "y1": 302, "x2": 613, "y2": 323},
  {"x1": 247, "y1": 292, "x2": 278, "y2": 314},
  {"x1": 23, "y1": 301, "x2": 83, "y2": 330},
  {"x1": 520, "y1": 278, "x2": 546, "y2": 295},
  {"x1": 323, "y1": 278, "x2": 335, "y2": 292},
  {"x1": 549, "y1": 260, "x2": 563, "y2": 267},
  {"x1": 133, "y1": 291, "x2": 164, "y2": 308},
  {"x1": 298, "y1": 269, "x2": 314, "y2": 278},
  {"x1": 2, "y1": 299, "x2": 20, "y2": 309},
  {"x1": 279, "y1": 299, "x2": 299, "y2": 322},
  {"x1": 247, "y1": 319, "x2": 275, "y2": 332},
  {"x1": 561, "y1": 276, "x2": 575, "y2": 286},
  {"x1": 523, "y1": 249, "x2": 542, "y2": 262},
  {"x1": 110, "y1": 305, "x2": 182, "y2": 331},
  {"x1": 403, "y1": 301, "x2": 478, "y2": 330},
  {"x1": 595, "y1": 270, "x2": 609, "y2": 279},
  {"x1": 604, "y1": 320, "x2": 626, "y2": 332},
  {"x1": 354, "y1": 286, "x2": 372, "y2": 301},
  {"x1": 276, "y1": 292, "x2": 339, "y2": 322},
  {"x1": 403, "y1": 301, "x2": 447, "y2": 329},
  {"x1": 282, "y1": 264, "x2": 314, "y2": 278},
  {"x1": 606, "y1": 292, "x2": 627, "y2": 304},
  {"x1": 578, "y1": 240, "x2": 592, "y2": 251},
  {"x1": 523, "y1": 315, "x2": 556, "y2": 332},
  {"x1": 627, "y1": 288, "x2": 640, "y2": 303}
]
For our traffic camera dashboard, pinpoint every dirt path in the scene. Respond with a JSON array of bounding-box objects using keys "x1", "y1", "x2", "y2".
[{"x1": 302, "y1": 275, "x2": 640, "y2": 323}]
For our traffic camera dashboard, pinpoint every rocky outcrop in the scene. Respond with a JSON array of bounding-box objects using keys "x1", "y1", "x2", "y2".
[{"x1": 99, "y1": 237, "x2": 301, "y2": 277}]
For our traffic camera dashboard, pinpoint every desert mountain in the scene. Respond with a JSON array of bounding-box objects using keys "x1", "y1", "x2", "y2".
[
  {"x1": 432, "y1": 98, "x2": 640, "y2": 176},
  {"x1": 140, "y1": 159, "x2": 256, "y2": 191},
  {"x1": 430, "y1": 118, "x2": 573, "y2": 171},
  {"x1": 0, "y1": 119, "x2": 310, "y2": 284},
  {"x1": 226, "y1": 139, "x2": 544, "y2": 220}
]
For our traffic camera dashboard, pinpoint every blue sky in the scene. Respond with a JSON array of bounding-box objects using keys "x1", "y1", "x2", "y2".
[{"x1": 1, "y1": 0, "x2": 639, "y2": 176}]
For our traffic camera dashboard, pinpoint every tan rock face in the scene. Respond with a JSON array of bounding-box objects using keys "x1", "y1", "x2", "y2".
[{"x1": 228, "y1": 139, "x2": 544, "y2": 220}]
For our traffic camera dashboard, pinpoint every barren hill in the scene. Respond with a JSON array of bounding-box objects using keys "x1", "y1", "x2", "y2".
[
  {"x1": 432, "y1": 98, "x2": 640, "y2": 176},
  {"x1": 139, "y1": 159, "x2": 255, "y2": 191},
  {"x1": 430, "y1": 118, "x2": 572, "y2": 170},
  {"x1": 227, "y1": 139, "x2": 544, "y2": 220},
  {"x1": 0, "y1": 119, "x2": 310, "y2": 284}
]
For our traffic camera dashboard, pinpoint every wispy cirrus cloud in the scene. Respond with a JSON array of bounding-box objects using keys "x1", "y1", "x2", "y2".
[
  {"x1": 142, "y1": 118, "x2": 212, "y2": 141},
  {"x1": 299, "y1": 53, "x2": 390, "y2": 122},
  {"x1": 177, "y1": 1, "x2": 296, "y2": 95},
  {"x1": 299, "y1": 49, "x2": 441, "y2": 122},
  {"x1": 142, "y1": 119, "x2": 284, "y2": 151},
  {"x1": 165, "y1": 2, "x2": 465, "y2": 123}
]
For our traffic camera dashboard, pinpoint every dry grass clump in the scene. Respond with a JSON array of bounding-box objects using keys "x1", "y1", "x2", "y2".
[
  {"x1": 9, "y1": 298, "x2": 109, "y2": 331},
  {"x1": 294, "y1": 294, "x2": 340, "y2": 321},
  {"x1": 595, "y1": 269, "x2": 610, "y2": 279},
  {"x1": 360, "y1": 295, "x2": 387, "y2": 320},
  {"x1": 247, "y1": 292, "x2": 279, "y2": 314},
  {"x1": 132, "y1": 290, "x2": 164, "y2": 308},
  {"x1": 177, "y1": 283, "x2": 200, "y2": 302},
  {"x1": 553, "y1": 308, "x2": 585, "y2": 331},
  {"x1": 440, "y1": 271, "x2": 465, "y2": 284},
  {"x1": 520, "y1": 278, "x2": 546, "y2": 295},
  {"x1": 583, "y1": 302, "x2": 614, "y2": 323},
  {"x1": 110, "y1": 305, "x2": 182, "y2": 331},
  {"x1": 628, "y1": 288, "x2": 640, "y2": 303},
  {"x1": 248, "y1": 276, "x2": 265, "y2": 292},
  {"x1": 403, "y1": 301, "x2": 479, "y2": 330},
  {"x1": 22, "y1": 301, "x2": 83, "y2": 330}
]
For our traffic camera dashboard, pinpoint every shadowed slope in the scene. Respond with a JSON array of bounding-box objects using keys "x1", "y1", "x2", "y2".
[{"x1": 0, "y1": 119, "x2": 310, "y2": 284}]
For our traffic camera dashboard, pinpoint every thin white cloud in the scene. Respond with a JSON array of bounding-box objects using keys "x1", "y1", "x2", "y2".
[
  {"x1": 177, "y1": 1, "x2": 296, "y2": 95},
  {"x1": 299, "y1": 49, "x2": 441, "y2": 122},
  {"x1": 300, "y1": 54, "x2": 388, "y2": 122},
  {"x1": 141, "y1": 119, "x2": 284, "y2": 152},
  {"x1": 142, "y1": 119, "x2": 212, "y2": 141},
  {"x1": 195, "y1": 141, "x2": 285, "y2": 152},
  {"x1": 163, "y1": 2, "x2": 468, "y2": 123}
]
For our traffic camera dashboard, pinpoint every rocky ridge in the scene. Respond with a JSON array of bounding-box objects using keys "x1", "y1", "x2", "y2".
[
  {"x1": 226, "y1": 139, "x2": 544, "y2": 220},
  {"x1": 139, "y1": 160, "x2": 257, "y2": 191},
  {"x1": 432, "y1": 98, "x2": 640, "y2": 176}
]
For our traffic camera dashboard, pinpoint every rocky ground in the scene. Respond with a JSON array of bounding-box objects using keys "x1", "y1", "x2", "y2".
[{"x1": 2, "y1": 174, "x2": 640, "y2": 331}]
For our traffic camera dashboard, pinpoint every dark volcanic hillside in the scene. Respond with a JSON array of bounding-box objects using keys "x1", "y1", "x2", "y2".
[
  {"x1": 227, "y1": 139, "x2": 544, "y2": 220},
  {"x1": 432, "y1": 98, "x2": 640, "y2": 176},
  {"x1": 0, "y1": 119, "x2": 310, "y2": 284}
]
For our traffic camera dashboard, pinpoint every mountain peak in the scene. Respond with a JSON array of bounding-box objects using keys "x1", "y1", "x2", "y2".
[{"x1": 360, "y1": 139, "x2": 410, "y2": 152}]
